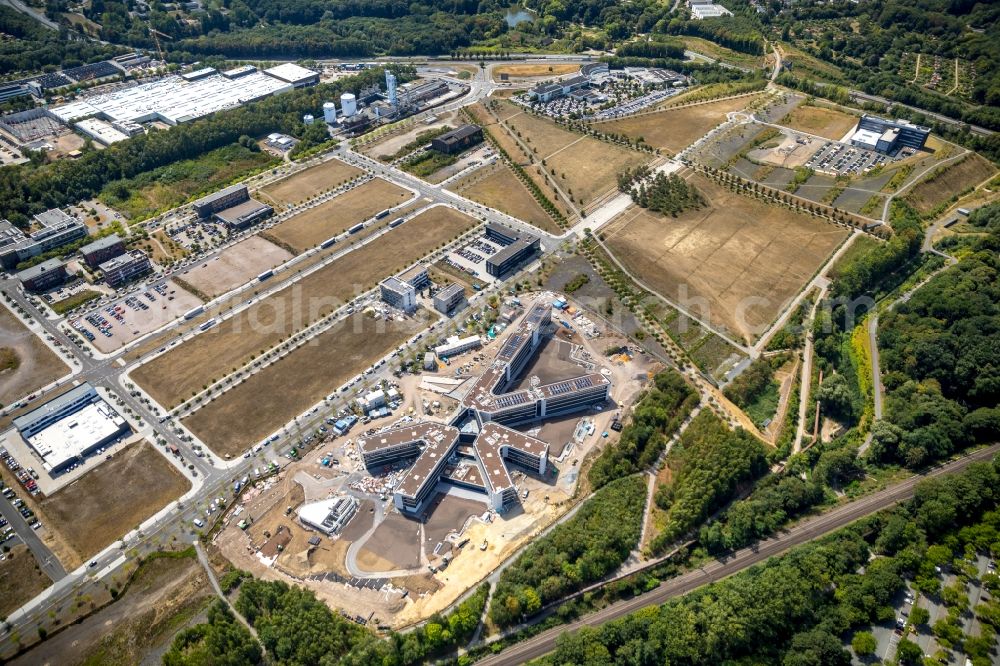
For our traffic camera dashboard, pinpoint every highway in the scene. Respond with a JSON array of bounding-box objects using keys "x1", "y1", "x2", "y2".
[{"x1": 477, "y1": 443, "x2": 1000, "y2": 666}]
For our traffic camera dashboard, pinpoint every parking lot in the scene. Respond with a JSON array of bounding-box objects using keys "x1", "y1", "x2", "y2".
[
  {"x1": 806, "y1": 141, "x2": 889, "y2": 175},
  {"x1": 441, "y1": 233, "x2": 507, "y2": 284},
  {"x1": 519, "y1": 75, "x2": 686, "y2": 121},
  {"x1": 70, "y1": 282, "x2": 202, "y2": 353}
]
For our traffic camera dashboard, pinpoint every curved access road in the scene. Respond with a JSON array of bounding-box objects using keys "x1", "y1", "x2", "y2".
[{"x1": 477, "y1": 443, "x2": 1000, "y2": 666}]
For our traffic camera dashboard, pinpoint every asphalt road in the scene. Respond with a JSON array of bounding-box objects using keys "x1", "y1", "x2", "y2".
[
  {"x1": 477, "y1": 443, "x2": 1000, "y2": 666},
  {"x1": 0, "y1": 494, "x2": 66, "y2": 580}
]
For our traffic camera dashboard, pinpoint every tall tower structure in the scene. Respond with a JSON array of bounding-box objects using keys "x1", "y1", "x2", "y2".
[{"x1": 386, "y1": 71, "x2": 398, "y2": 106}]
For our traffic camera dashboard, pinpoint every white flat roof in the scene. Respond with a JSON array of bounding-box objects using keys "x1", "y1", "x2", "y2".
[
  {"x1": 51, "y1": 72, "x2": 293, "y2": 125},
  {"x1": 264, "y1": 63, "x2": 317, "y2": 84},
  {"x1": 26, "y1": 400, "x2": 127, "y2": 472},
  {"x1": 851, "y1": 128, "x2": 881, "y2": 147},
  {"x1": 74, "y1": 118, "x2": 129, "y2": 145}
]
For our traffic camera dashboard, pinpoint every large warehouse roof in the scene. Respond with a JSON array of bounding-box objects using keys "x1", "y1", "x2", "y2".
[
  {"x1": 51, "y1": 71, "x2": 293, "y2": 126},
  {"x1": 263, "y1": 63, "x2": 318, "y2": 85},
  {"x1": 25, "y1": 401, "x2": 128, "y2": 473}
]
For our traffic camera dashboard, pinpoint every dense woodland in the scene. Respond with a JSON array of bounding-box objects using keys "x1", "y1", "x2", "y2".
[
  {"x1": 489, "y1": 475, "x2": 646, "y2": 628},
  {"x1": 165, "y1": 577, "x2": 490, "y2": 665},
  {"x1": 873, "y1": 209, "x2": 1000, "y2": 468},
  {"x1": 0, "y1": 7, "x2": 123, "y2": 77},
  {"x1": 769, "y1": 0, "x2": 1000, "y2": 130},
  {"x1": 541, "y1": 457, "x2": 1000, "y2": 666},
  {"x1": 650, "y1": 410, "x2": 768, "y2": 553}
]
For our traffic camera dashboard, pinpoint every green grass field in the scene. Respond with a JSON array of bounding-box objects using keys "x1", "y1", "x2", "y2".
[{"x1": 99, "y1": 143, "x2": 278, "y2": 222}]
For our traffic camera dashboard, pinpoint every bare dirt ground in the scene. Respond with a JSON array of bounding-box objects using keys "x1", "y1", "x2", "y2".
[
  {"x1": 602, "y1": 174, "x2": 847, "y2": 343},
  {"x1": 76, "y1": 282, "x2": 203, "y2": 353},
  {"x1": 362, "y1": 111, "x2": 458, "y2": 160},
  {"x1": 0, "y1": 544, "x2": 50, "y2": 618},
  {"x1": 38, "y1": 442, "x2": 190, "y2": 563},
  {"x1": 492, "y1": 64, "x2": 579, "y2": 81},
  {"x1": 12, "y1": 554, "x2": 211, "y2": 666},
  {"x1": 132, "y1": 206, "x2": 476, "y2": 408},
  {"x1": 0, "y1": 304, "x2": 69, "y2": 406},
  {"x1": 747, "y1": 132, "x2": 825, "y2": 169},
  {"x1": 183, "y1": 313, "x2": 425, "y2": 458},
  {"x1": 179, "y1": 236, "x2": 293, "y2": 299},
  {"x1": 259, "y1": 158, "x2": 363, "y2": 208},
  {"x1": 903, "y1": 154, "x2": 997, "y2": 215},
  {"x1": 356, "y1": 509, "x2": 422, "y2": 571},
  {"x1": 779, "y1": 104, "x2": 858, "y2": 140},
  {"x1": 266, "y1": 178, "x2": 412, "y2": 253},
  {"x1": 448, "y1": 161, "x2": 560, "y2": 234},
  {"x1": 593, "y1": 95, "x2": 761, "y2": 154},
  {"x1": 422, "y1": 492, "x2": 487, "y2": 550}
]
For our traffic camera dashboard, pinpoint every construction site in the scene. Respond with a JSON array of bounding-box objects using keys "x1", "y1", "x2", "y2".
[{"x1": 208, "y1": 293, "x2": 655, "y2": 626}]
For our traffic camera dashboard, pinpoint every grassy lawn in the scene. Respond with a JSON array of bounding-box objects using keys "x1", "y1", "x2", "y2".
[
  {"x1": 50, "y1": 289, "x2": 102, "y2": 315},
  {"x1": 402, "y1": 150, "x2": 457, "y2": 178},
  {"x1": 743, "y1": 379, "x2": 780, "y2": 427},
  {"x1": 99, "y1": 143, "x2": 279, "y2": 222}
]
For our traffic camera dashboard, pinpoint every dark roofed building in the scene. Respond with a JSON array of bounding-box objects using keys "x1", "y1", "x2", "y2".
[
  {"x1": 79, "y1": 234, "x2": 125, "y2": 268},
  {"x1": 432, "y1": 124, "x2": 483, "y2": 155},
  {"x1": 17, "y1": 258, "x2": 67, "y2": 292}
]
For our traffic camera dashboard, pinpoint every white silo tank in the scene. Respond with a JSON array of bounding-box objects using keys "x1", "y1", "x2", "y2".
[
  {"x1": 340, "y1": 92, "x2": 357, "y2": 117},
  {"x1": 303, "y1": 114, "x2": 314, "y2": 125},
  {"x1": 322, "y1": 101, "x2": 337, "y2": 124}
]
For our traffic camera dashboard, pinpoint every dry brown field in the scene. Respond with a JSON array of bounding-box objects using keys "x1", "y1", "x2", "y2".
[
  {"x1": 450, "y1": 162, "x2": 560, "y2": 234},
  {"x1": 266, "y1": 178, "x2": 412, "y2": 253},
  {"x1": 180, "y1": 235, "x2": 293, "y2": 299},
  {"x1": 780, "y1": 104, "x2": 858, "y2": 140},
  {"x1": 38, "y1": 442, "x2": 190, "y2": 562},
  {"x1": 499, "y1": 101, "x2": 648, "y2": 206},
  {"x1": 903, "y1": 154, "x2": 997, "y2": 215},
  {"x1": 132, "y1": 206, "x2": 476, "y2": 407},
  {"x1": 603, "y1": 174, "x2": 847, "y2": 343},
  {"x1": 0, "y1": 303, "x2": 69, "y2": 406},
  {"x1": 0, "y1": 545, "x2": 49, "y2": 617},
  {"x1": 183, "y1": 312, "x2": 425, "y2": 458},
  {"x1": 593, "y1": 96, "x2": 760, "y2": 154},
  {"x1": 259, "y1": 158, "x2": 362, "y2": 207},
  {"x1": 492, "y1": 64, "x2": 579, "y2": 81}
]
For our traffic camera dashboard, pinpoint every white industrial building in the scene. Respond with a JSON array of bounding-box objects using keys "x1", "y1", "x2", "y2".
[
  {"x1": 298, "y1": 496, "x2": 358, "y2": 535},
  {"x1": 12, "y1": 383, "x2": 130, "y2": 475},
  {"x1": 51, "y1": 70, "x2": 296, "y2": 126},
  {"x1": 263, "y1": 63, "x2": 320, "y2": 88},
  {"x1": 689, "y1": 0, "x2": 732, "y2": 18},
  {"x1": 74, "y1": 118, "x2": 130, "y2": 145},
  {"x1": 435, "y1": 335, "x2": 482, "y2": 358}
]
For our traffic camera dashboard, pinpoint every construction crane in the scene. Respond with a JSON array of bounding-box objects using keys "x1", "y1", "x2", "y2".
[{"x1": 148, "y1": 27, "x2": 171, "y2": 63}]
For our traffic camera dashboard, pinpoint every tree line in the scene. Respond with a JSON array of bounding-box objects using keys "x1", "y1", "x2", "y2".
[
  {"x1": 489, "y1": 475, "x2": 647, "y2": 628},
  {"x1": 541, "y1": 455, "x2": 1000, "y2": 666}
]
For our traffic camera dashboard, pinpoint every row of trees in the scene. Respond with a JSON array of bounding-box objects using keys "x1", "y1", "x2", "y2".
[
  {"x1": 168, "y1": 575, "x2": 490, "y2": 665},
  {"x1": 489, "y1": 475, "x2": 647, "y2": 628},
  {"x1": 542, "y1": 456, "x2": 1000, "y2": 666},
  {"x1": 587, "y1": 369, "x2": 698, "y2": 489}
]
